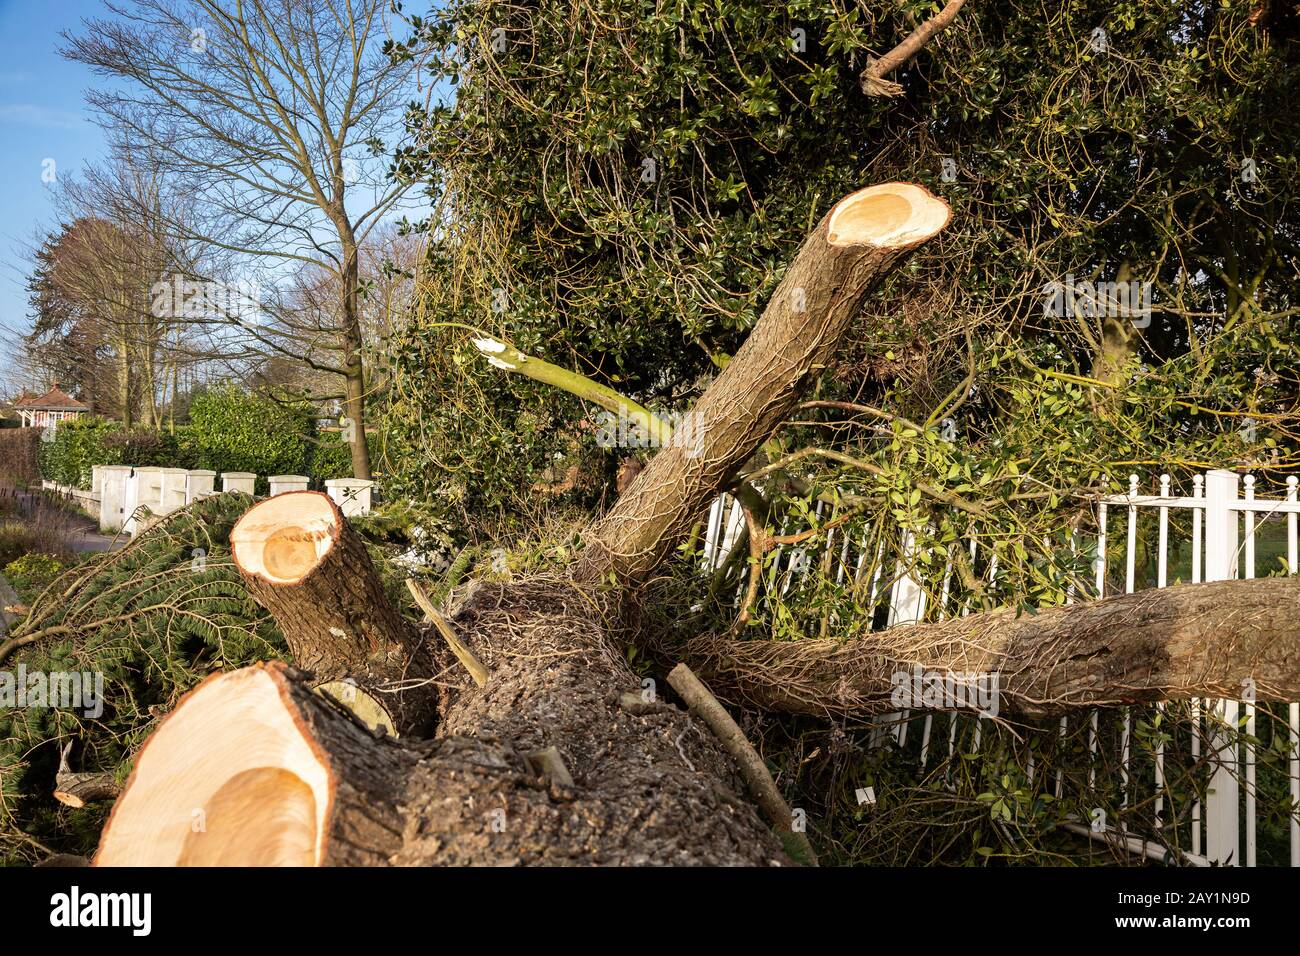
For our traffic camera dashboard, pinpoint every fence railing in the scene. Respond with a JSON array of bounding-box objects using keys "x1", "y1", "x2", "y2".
[{"x1": 701, "y1": 468, "x2": 1300, "y2": 866}]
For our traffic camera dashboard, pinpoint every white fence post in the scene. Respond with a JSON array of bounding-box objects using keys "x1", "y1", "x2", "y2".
[
  {"x1": 887, "y1": 530, "x2": 927, "y2": 627},
  {"x1": 884, "y1": 529, "x2": 928, "y2": 746},
  {"x1": 185, "y1": 470, "x2": 216, "y2": 503},
  {"x1": 268, "y1": 475, "x2": 310, "y2": 496},
  {"x1": 1202, "y1": 469, "x2": 1240, "y2": 866},
  {"x1": 221, "y1": 472, "x2": 257, "y2": 495},
  {"x1": 125, "y1": 467, "x2": 164, "y2": 536},
  {"x1": 98, "y1": 465, "x2": 133, "y2": 532},
  {"x1": 325, "y1": 478, "x2": 375, "y2": 516},
  {"x1": 121, "y1": 470, "x2": 140, "y2": 535},
  {"x1": 159, "y1": 468, "x2": 189, "y2": 514}
]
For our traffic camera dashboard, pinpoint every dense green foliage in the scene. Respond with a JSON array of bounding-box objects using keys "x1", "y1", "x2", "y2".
[
  {"x1": 183, "y1": 386, "x2": 311, "y2": 488},
  {"x1": 386, "y1": 0, "x2": 1300, "y2": 550},
  {"x1": 37, "y1": 417, "x2": 190, "y2": 489},
  {"x1": 307, "y1": 430, "x2": 382, "y2": 484},
  {"x1": 3, "y1": 553, "x2": 66, "y2": 604},
  {"x1": 7, "y1": 0, "x2": 1299, "y2": 867}
]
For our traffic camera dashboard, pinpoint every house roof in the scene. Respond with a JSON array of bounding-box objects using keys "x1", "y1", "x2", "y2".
[{"x1": 14, "y1": 383, "x2": 89, "y2": 411}]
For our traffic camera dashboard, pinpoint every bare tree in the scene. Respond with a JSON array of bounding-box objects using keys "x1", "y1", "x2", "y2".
[
  {"x1": 63, "y1": 0, "x2": 426, "y2": 477},
  {"x1": 25, "y1": 153, "x2": 220, "y2": 428}
]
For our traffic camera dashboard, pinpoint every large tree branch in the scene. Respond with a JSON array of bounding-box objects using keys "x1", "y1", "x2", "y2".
[
  {"x1": 576, "y1": 183, "x2": 951, "y2": 586},
  {"x1": 228, "y1": 491, "x2": 437, "y2": 734},
  {"x1": 677, "y1": 576, "x2": 1300, "y2": 719}
]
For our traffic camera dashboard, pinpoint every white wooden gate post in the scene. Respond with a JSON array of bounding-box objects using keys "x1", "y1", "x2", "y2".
[{"x1": 1202, "y1": 469, "x2": 1240, "y2": 866}]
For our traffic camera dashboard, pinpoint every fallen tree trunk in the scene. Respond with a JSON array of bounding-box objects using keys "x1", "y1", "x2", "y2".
[
  {"x1": 676, "y1": 576, "x2": 1300, "y2": 719},
  {"x1": 97, "y1": 581, "x2": 790, "y2": 866},
  {"x1": 88, "y1": 176, "x2": 1300, "y2": 867},
  {"x1": 96, "y1": 182, "x2": 954, "y2": 867},
  {"x1": 229, "y1": 490, "x2": 437, "y2": 735},
  {"x1": 96, "y1": 662, "x2": 418, "y2": 866}
]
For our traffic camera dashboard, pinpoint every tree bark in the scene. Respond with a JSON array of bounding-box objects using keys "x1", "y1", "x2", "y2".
[
  {"x1": 116, "y1": 330, "x2": 132, "y2": 429},
  {"x1": 576, "y1": 183, "x2": 951, "y2": 587},
  {"x1": 675, "y1": 576, "x2": 1300, "y2": 719},
  {"x1": 97, "y1": 584, "x2": 792, "y2": 866},
  {"x1": 54, "y1": 773, "x2": 120, "y2": 809},
  {"x1": 339, "y1": 228, "x2": 373, "y2": 481},
  {"x1": 229, "y1": 491, "x2": 436, "y2": 734}
]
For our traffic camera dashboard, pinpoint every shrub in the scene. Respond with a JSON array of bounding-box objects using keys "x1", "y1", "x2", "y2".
[
  {"x1": 37, "y1": 418, "x2": 118, "y2": 488},
  {"x1": 36, "y1": 389, "x2": 359, "y2": 492},
  {"x1": 36, "y1": 418, "x2": 195, "y2": 488},
  {"x1": 3, "y1": 553, "x2": 65, "y2": 603},
  {"x1": 0, "y1": 428, "x2": 41, "y2": 487},
  {"x1": 101, "y1": 427, "x2": 195, "y2": 472},
  {"x1": 0, "y1": 496, "x2": 80, "y2": 566},
  {"x1": 179, "y1": 385, "x2": 311, "y2": 491}
]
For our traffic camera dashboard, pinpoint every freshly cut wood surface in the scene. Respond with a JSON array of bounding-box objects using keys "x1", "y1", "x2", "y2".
[{"x1": 96, "y1": 663, "x2": 415, "y2": 867}]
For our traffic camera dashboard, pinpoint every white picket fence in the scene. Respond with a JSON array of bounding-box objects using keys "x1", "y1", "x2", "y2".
[{"x1": 702, "y1": 468, "x2": 1300, "y2": 866}]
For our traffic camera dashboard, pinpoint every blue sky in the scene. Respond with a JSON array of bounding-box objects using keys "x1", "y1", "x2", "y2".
[{"x1": 0, "y1": 0, "x2": 110, "y2": 354}]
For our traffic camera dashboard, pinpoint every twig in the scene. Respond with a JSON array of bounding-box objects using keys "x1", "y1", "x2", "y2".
[
  {"x1": 406, "y1": 579, "x2": 490, "y2": 687},
  {"x1": 525, "y1": 746, "x2": 575, "y2": 787},
  {"x1": 54, "y1": 741, "x2": 120, "y2": 808},
  {"x1": 667, "y1": 663, "x2": 818, "y2": 865}
]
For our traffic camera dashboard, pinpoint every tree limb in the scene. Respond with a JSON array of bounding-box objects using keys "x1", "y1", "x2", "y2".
[
  {"x1": 860, "y1": 0, "x2": 969, "y2": 97},
  {"x1": 677, "y1": 576, "x2": 1300, "y2": 719}
]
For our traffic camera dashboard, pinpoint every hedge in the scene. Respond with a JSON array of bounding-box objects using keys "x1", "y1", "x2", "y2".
[
  {"x1": 0, "y1": 427, "x2": 42, "y2": 486},
  {"x1": 37, "y1": 418, "x2": 188, "y2": 488},
  {"x1": 181, "y1": 386, "x2": 311, "y2": 491},
  {"x1": 37, "y1": 387, "x2": 357, "y2": 491}
]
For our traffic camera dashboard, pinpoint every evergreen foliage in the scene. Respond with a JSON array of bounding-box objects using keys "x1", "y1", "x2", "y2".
[
  {"x1": 383, "y1": 0, "x2": 1300, "y2": 556},
  {"x1": 0, "y1": 493, "x2": 286, "y2": 863}
]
